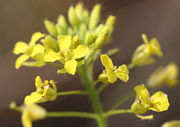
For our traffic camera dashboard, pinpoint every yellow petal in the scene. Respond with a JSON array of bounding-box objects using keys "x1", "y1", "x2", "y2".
[
  {"x1": 42, "y1": 85, "x2": 57, "y2": 101},
  {"x1": 29, "y1": 32, "x2": 45, "y2": 46},
  {"x1": 44, "y1": 50, "x2": 61, "y2": 62},
  {"x1": 58, "y1": 35, "x2": 72, "y2": 51},
  {"x1": 149, "y1": 91, "x2": 169, "y2": 112},
  {"x1": 134, "y1": 85, "x2": 150, "y2": 104},
  {"x1": 30, "y1": 44, "x2": 45, "y2": 57},
  {"x1": 24, "y1": 104, "x2": 46, "y2": 121},
  {"x1": 22, "y1": 110, "x2": 32, "y2": 127},
  {"x1": 116, "y1": 64, "x2": 129, "y2": 82},
  {"x1": 15, "y1": 54, "x2": 29, "y2": 69},
  {"x1": 131, "y1": 100, "x2": 148, "y2": 115},
  {"x1": 136, "y1": 115, "x2": 153, "y2": 120},
  {"x1": 33, "y1": 54, "x2": 45, "y2": 63},
  {"x1": 13, "y1": 41, "x2": 28, "y2": 55},
  {"x1": 74, "y1": 45, "x2": 89, "y2": 59},
  {"x1": 107, "y1": 71, "x2": 117, "y2": 83},
  {"x1": 64, "y1": 59, "x2": 77, "y2": 75},
  {"x1": 149, "y1": 38, "x2": 163, "y2": 56},
  {"x1": 41, "y1": 35, "x2": 59, "y2": 52},
  {"x1": 24, "y1": 92, "x2": 43, "y2": 104},
  {"x1": 100, "y1": 55, "x2": 114, "y2": 71},
  {"x1": 98, "y1": 72, "x2": 109, "y2": 83},
  {"x1": 50, "y1": 80, "x2": 57, "y2": 90},
  {"x1": 35, "y1": 76, "x2": 43, "y2": 87}
]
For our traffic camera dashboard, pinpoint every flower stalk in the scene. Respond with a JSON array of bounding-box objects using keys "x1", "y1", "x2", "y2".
[{"x1": 79, "y1": 64, "x2": 108, "y2": 127}]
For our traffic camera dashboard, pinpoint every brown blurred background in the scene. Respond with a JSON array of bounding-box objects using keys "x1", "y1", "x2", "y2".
[{"x1": 0, "y1": 0, "x2": 180, "y2": 127}]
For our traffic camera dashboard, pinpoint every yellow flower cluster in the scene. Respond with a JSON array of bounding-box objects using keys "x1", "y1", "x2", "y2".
[
  {"x1": 24, "y1": 76, "x2": 57, "y2": 104},
  {"x1": 131, "y1": 85, "x2": 169, "y2": 119},
  {"x1": 147, "y1": 63, "x2": 178, "y2": 88},
  {"x1": 129, "y1": 34, "x2": 163, "y2": 68},
  {"x1": 98, "y1": 55, "x2": 129, "y2": 84},
  {"x1": 44, "y1": 3, "x2": 115, "y2": 48},
  {"x1": 10, "y1": 2, "x2": 178, "y2": 127},
  {"x1": 13, "y1": 3, "x2": 116, "y2": 75}
]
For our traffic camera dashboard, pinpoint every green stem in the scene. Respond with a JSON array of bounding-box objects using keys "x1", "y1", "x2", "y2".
[
  {"x1": 47, "y1": 111, "x2": 97, "y2": 119},
  {"x1": 46, "y1": 62, "x2": 63, "y2": 68},
  {"x1": 79, "y1": 65, "x2": 108, "y2": 127},
  {"x1": 110, "y1": 91, "x2": 135, "y2": 110},
  {"x1": 97, "y1": 83, "x2": 109, "y2": 94},
  {"x1": 104, "y1": 109, "x2": 132, "y2": 117},
  {"x1": 57, "y1": 90, "x2": 88, "y2": 96}
]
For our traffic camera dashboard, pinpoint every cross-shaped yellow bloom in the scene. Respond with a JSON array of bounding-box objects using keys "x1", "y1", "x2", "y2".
[
  {"x1": 44, "y1": 35, "x2": 89, "y2": 75},
  {"x1": 13, "y1": 32, "x2": 45, "y2": 69},
  {"x1": 131, "y1": 85, "x2": 169, "y2": 119},
  {"x1": 130, "y1": 34, "x2": 163, "y2": 68},
  {"x1": 21, "y1": 104, "x2": 46, "y2": 127},
  {"x1": 24, "y1": 76, "x2": 57, "y2": 104},
  {"x1": 98, "y1": 55, "x2": 129, "y2": 83}
]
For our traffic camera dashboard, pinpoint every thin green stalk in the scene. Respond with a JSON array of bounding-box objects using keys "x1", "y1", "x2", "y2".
[
  {"x1": 57, "y1": 90, "x2": 88, "y2": 96},
  {"x1": 104, "y1": 109, "x2": 132, "y2": 117},
  {"x1": 110, "y1": 91, "x2": 135, "y2": 110},
  {"x1": 47, "y1": 111, "x2": 97, "y2": 119},
  {"x1": 128, "y1": 63, "x2": 135, "y2": 70},
  {"x1": 97, "y1": 83, "x2": 109, "y2": 94},
  {"x1": 46, "y1": 62, "x2": 63, "y2": 68},
  {"x1": 79, "y1": 64, "x2": 108, "y2": 127}
]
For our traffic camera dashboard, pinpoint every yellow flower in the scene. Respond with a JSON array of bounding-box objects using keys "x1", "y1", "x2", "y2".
[
  {"x1": 131, "y1": 85, "x2": 169, "y2": 119},
  {"x1": 147, "y1": 62, "x2": 178, "y2": 88},
  {"x1": 129, "y1": 34, "x2": 163, "y2": 68},
  {"x1": 21, "y1": 104, "x2": 46, "y2": 127},
  {"x1": 10, "y1": 102, "x2": 46, "y2": 127},
  {"x1": 13, "y1": 32, "x2": 45, "y2": 69},
  {"x1": 98, "y1": 55, "x2": 129, "y2": 83},
  {"x1": 24, "y1": 76, "x2": 57, "y2": 104},
  {"x1": 44, "y1": 35, "x2": 89, "y2": 75},
  {"x1": 162, "y1": 120, "x2": 180, "y2": 127}
]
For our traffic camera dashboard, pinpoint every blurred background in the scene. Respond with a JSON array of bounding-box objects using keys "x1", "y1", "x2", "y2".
[{"x1": 0, "y1": 0, "x2": 180, "y2": 126}]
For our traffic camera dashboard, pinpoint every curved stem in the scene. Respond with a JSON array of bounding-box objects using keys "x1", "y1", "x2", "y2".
[
  {"x1": 47, "y1": 111, "x2": 97, "y2": 119},
  {"x1": 104, "y1": 109, "x2": 132, "y2": 117},
  {"x1": 57, "y1": 90, "x2": 88, "y2": 96},
  {"x1": 97, "y1": 83, "x2": 109, "y2": 94},
  {"x1": 110, "y1": 91, "x2": 135, "y2": 110}
]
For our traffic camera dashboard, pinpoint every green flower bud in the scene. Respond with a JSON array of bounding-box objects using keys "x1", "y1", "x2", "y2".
[
  {"x1": 89, "y1": 4, "x2": 101, "y2": 30},
  {"x1": 105, "y1": 15, "x2": 116, "y2": 34},
  {"x1": 162, "y1": 120, "x2": 180, "y2": 127},
  {"x1": 95, "y1": 26, "x2": 109, "y2": 49},
  {"x1": 56, "y1": 15, "x2": 68, "y2": 34},
  {"x1": 68, "y1": 6, "x2": 79, "y2": 27},
  {"x1": 44, "y1": 20, "x2": 58, "y2": 36}
]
